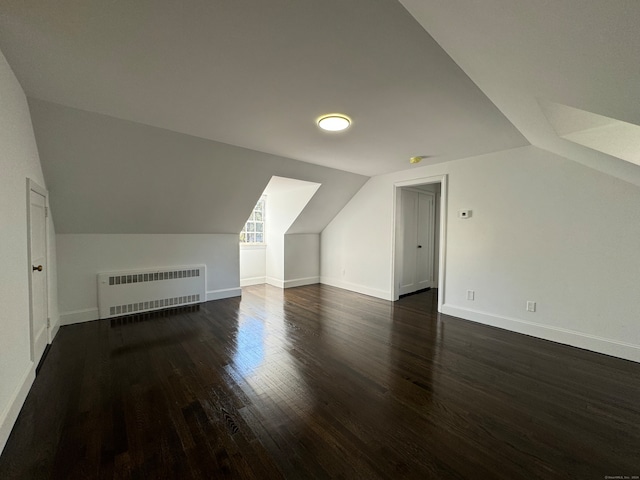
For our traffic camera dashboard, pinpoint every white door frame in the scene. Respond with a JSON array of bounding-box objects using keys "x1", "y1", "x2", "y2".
[
  {"x1": 391, "y1": 174, "x2": 448, "y2": 311},
  {"x1": 26, "y1": 178, "x2": 49, "y2": 361}
]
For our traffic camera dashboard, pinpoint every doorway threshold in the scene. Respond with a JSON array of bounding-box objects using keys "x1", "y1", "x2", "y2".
[{"x1": 399, "y1": 287, "x2": 431, "y2": 299}]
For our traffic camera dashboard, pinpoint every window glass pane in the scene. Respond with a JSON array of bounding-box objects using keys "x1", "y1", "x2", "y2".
[{"x1": 240, "y1": 196, "x2": 266, "y2": 243}]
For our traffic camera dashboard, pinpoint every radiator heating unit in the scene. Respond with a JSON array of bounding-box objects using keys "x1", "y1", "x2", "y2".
[{"x1": 97, "y1": 265, "x2": 206, "y2": 319}]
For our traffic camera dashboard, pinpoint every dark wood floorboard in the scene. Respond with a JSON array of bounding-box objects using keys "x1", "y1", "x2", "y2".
[{"x1": 1, "y1": 285, "x2": 639, "y2": 479}]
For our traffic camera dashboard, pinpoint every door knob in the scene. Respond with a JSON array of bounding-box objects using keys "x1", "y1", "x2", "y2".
[
  {"x1": 417, "y1": 245, "x2": 422, "y2": 248},
  {"x1": 32, "y1": 265, "x2": 43, "y2": 272}
]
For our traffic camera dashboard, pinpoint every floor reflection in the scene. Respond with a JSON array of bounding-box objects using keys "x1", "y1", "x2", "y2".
[
  {"x1": 387, "y1": 289, "x2": 440, "y2": 418},
  {"x1": 231, "y1": 285, "x2": 443, "y2": 474},
  {"x1": 233, "y1": 316, "x2": 266, "y2": 377},
  {"x1": 233, "y1": 286, "x2": 312, "y2": 417}
]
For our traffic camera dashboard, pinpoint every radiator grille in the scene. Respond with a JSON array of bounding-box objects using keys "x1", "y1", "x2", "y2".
[
  {"x1": 108, "y1": 294, "x2": 201, "y2": 316},
  {"x1": 98, "y1": 265, "x2": 206, "y2": 319},
  {"x1": 108, "y1": 269, "x2": 200, "y2": 285}
]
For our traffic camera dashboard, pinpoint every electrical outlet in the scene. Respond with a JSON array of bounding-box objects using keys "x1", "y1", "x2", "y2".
[
  {"x1": 466, "y1": 290, "x2": 475, "y2": 301},
  {"x1": 526, "y1": 301, "x2": 536, "y2": 312}
]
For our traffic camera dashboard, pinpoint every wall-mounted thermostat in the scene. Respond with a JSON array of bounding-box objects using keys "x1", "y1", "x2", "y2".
[{"x1": 458, "y1": 209, "x2": 472, "y2": 219}]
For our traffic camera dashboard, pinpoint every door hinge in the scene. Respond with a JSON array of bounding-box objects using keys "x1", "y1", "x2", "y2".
[
  {"x1": 47, "y1": 317, "x2": 50, "y2": 328},
  {"x1": 45, "y1": 206, "x2": 49, "y2": 218}
]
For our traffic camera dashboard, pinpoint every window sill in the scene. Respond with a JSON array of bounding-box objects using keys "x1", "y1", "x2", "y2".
[{"x1": 240, "y1": 243, "x2": 267, "y2": 250}]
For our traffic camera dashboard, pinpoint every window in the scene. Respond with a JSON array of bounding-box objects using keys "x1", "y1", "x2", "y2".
[{"x1": 240, "y1": 195, "x2": 266, "y2": 244}]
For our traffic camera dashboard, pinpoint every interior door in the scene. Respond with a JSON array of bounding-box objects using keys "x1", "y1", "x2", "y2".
[
  {"x1": 29, "y1": 183, "x2": 48, "y2": 365},
  {"x1": 416, "y1": 192, "x2": 435, "y2": 289},
  {"x1": 399, "y1": 189, "x2": 418, "y2": 295},
  {"x1": 399, "y1": 188, "x2": 435, "y2": 296}
]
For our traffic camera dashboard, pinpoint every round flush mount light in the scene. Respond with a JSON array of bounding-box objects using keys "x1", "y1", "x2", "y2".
[{"x1": 317, "y1": 114, "x2": 351, "y2": 132}]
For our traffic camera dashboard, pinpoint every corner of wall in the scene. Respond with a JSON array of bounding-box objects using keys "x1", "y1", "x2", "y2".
[
  {"x1": 320, "y1": 276, "x2": 393, "y2": 301},
  {"x1": 206, "y1": 288, "x2": 242, "y2": 301}
]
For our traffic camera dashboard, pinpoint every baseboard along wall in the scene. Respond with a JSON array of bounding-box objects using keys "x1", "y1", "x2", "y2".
[{"x1": 442, "y1": 304, "x2": 640, "y2": 363}]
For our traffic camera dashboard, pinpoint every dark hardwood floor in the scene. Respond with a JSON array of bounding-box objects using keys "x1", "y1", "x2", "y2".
[{"x1": 1, "y1": 285, "x2": 639, "y2": 479}]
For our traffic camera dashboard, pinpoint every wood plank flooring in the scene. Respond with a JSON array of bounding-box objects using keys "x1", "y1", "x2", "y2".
[{"x1": 1, "y1": 284, "x2": 639, "y2": 479}]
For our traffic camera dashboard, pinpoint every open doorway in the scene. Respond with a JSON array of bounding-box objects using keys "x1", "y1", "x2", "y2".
[{"x1": 392, "y1": 175, "x2": 447, "y2": 311}]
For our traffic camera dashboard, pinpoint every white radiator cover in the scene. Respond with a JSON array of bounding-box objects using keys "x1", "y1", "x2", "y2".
[{"x1": 97, "y1": 265, "x2": 206, "y2": 319}]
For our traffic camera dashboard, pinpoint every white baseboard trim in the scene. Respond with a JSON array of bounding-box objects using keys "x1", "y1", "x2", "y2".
[
  {"x1": 265, "y1": 277, "x2": 285, "y2": 288},
  {"x1": 50, "y1": 317, "x2": 61, "y2": 342},
  {"x1": 442, "y1": 304, "x2": 640, "y2": 363},
  {"x1": 206, "y1": 288, "x2": 242, "y2": 301},
  {"x1": 284, "y1": 276, "x2": 320, "y2": 288},
  {"x1": 240, "y1": 276, "x2": 266, "y2": 287},
  {"x1": 0, "y1": 362, "x2": 35, "y2": 455},
  {"x1": 320, "y1": 277, "x2": 393, "y2": 301},
  {"x1": 60, "y1": 308, "x2": 99, "y2": 325}
]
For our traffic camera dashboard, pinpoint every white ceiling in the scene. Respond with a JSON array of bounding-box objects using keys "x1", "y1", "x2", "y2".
[
  {"x1": 28, "y1": 98, "x2": 368, "y2": 234},
  {"x1": 400, "y1": 0, "x2": 640, "y2": 186},
  {"x1": 263, "y1": 176, "x2": 321, "y2": 196},
  {"x1": 0, "y1": 0, "x2": 527, "y2": 176}
]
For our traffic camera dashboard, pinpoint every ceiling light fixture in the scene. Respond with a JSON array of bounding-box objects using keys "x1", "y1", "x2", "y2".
[
  {"x1": 410, "y1": 155, "x2": 427, "y2": 164},
  {"x1": 317, "y1": 114, "x2": 351, "y2": 132}
]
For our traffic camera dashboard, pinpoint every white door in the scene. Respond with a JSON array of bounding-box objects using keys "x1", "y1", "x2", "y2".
[
  {"x1": 416, "y1": 192, "x2": 435, "y2": 289},
  {"x1": 399, "y1": 189, "x2": 435, "y2": 296},
  {"x1": 29, "y1": 181, "x2": 48, "y2": 364},
  {"x1": 400, "y1": 189, "x2": 418, "y2": 295}
]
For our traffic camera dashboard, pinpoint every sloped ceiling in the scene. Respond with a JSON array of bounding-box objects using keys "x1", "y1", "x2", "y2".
[
  {"x1": 399, "y1": 0, "x2": 640, "y2": 186},
  {"x1": 0, "y1": 0, "x2": 526, "y2": 177},
  {"x1": 539, "y1": 101, "x2": 640, "y2": 167},
  {"x1": 29, "y1": 99, "x2": 367, "y2": 234},
  {"x1": 4, "y1": 1, "x2": 638, "y2": 236},
  {"x1": 262, "y1": 176, "x2": 324, "y2": 234}
]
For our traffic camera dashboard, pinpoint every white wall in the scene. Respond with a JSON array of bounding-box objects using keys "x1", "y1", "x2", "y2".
[
  {"x1": 285, "y1": 234, "x2": 320, "y2": 287},
  {"x1": 240, "y1": 245, "x2": 267, "y2": 286},
  {"x1": 56, "y1": 234, "x2": 240, "y2": 324},
  {"x1": 321, "y1": 145, "x2": 640, "y2": 362},
  {"x1": 265, "y1": 194, "x2": 286, "y2": 286},
  {"x1": 321, "y1": 175, "x2": 396, "y2": 300},
  {"x1": 0, "y1": 48, "x2": 59, "y2": 454},
  {"x1": 265, "y1": 183, "x2": 321, "y2": 287},
  {"x1": 240, "y1": 234, "x2": 321, "y2": 290}
]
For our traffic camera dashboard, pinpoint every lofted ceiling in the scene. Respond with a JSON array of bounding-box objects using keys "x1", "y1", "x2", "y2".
[
  {"x1": 27, "y1": 98, "x2": 368, "y2": 234},
  {"x1": 0, "y1": 0, "x2": 527, "y2": 177},
  {"x1": 400, "y1": 0, "x2": 640, "y2": 186}
]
